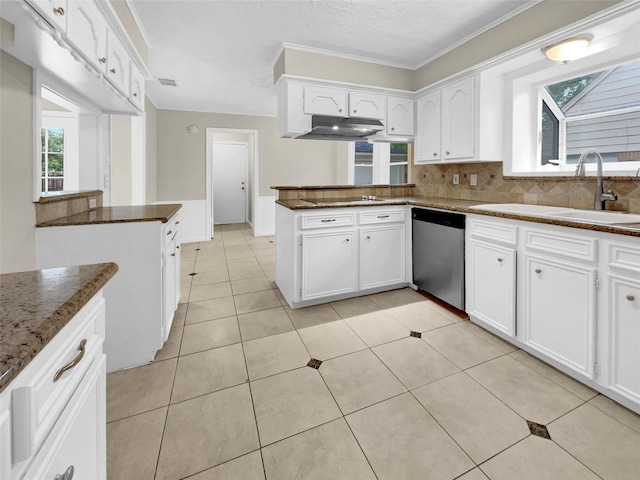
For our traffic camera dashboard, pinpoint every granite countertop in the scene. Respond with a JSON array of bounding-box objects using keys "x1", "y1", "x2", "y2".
[
  {"x1": 0, "y1": 262, "x2": 118, "y2": 393},
  {"x1": 36, "y1": 204, "x2": 182, "y2": 227},
  {"x1": 276, "y1": 196, "x2": 640, "y2": 237}
]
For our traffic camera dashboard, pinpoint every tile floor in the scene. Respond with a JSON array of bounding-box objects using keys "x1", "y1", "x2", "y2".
[{"x1": 106, "y1": 224, "x2": 640, "y2": 480}]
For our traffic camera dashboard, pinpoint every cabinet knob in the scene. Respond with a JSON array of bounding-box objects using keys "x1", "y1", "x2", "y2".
[
  {"x1": 176, "y1": 245, "x2": 180, "y2": 249},
  {"x1": 338, "y1": 108, "x2": 343, "y2": 113},
  {"x1": 171, "y1": 253, "x2": 176, "y2": 257},
  {"x1": 627, "y1": 294, "x2": 636, "y2": 301},
  {"x1": 446, "y1": 151, "x2": 450, "y2": 155},
  {"x1": 497, "y1": 258, "x2": 503, "y2": 262},
  {"x1": 366, "y1": 236, "x2": 371, "y2": 240},
  {"x1": 391, "y1": 127, "x2": 395, "y2": 131},
  {"x1": 535, "y1": 268, "x2": 542, "y2": 274},
  {"x1": 54, "y1": 6, "x2": 65, "y2": 15},
  {"x1": 166, "y1": 230, "x2": 172, "y2": 236},
  {"x1": 133, "y1": 92, "x2": 138, "y2": 97},
  {"x1": 433, "y1": 152, "x2": 437, "y2": 156},
  {"x1": 99, "y1": 57, "x2": 107, "y2": 64},
  {"x1": 345, "y1": 238, "x2": 350, "y2": 242},
  {"x1": 54, "y1": 465, "x2": 74, "y2": 480},
  {"x1": 176, "y1": 221, "x2": 180, "y2": 225},
  {"x1": 110, "y1": 68, "x2": 117, "y2": 74},
  {"x1": 353, "y1": 109, "x2": 357, "y2": 113}
]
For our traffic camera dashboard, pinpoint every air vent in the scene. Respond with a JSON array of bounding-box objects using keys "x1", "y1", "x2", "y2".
[{"x1": 158, "y1": 78, "x2": 177, "y2": 87}]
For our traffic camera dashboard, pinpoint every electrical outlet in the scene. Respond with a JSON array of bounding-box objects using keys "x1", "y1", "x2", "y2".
[
  {"x1": 470, "y1": 174, "x2": 478, "y2": 186},
  {"x1": 453, "y1": 173, "x2": 459, "y2": 185}
]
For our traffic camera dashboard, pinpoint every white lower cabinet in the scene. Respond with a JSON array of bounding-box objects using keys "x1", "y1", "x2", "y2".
[
  {"x1": 360, "y1": 224, "x2": 405, "y2": 290},
  {"x1": 522, "y1": 254, "x2": 596, "y2": 378}
]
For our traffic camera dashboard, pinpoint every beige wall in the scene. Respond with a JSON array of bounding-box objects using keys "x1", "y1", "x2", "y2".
[
  {"x1": 109, "y1": 0, "x2": 149, "y2": 64},
  {"x1": 145, "y1": 97, "x2": 158, "y2": 204},
  {"x1": 111, "y1": 115, "x2": 133, "y2": 205},
  {"x1": 413, "y1": 0, "x2": 621, "y2": 89},
  {"x1": 278, "y1": 48, "x2": 414, "y2": 91},
  {"x1": 0, "y1": 51, "x2": 36, "y2": 273},
  {"x1": 156, "y1": 110, "x2": 349, "y2": 200}
]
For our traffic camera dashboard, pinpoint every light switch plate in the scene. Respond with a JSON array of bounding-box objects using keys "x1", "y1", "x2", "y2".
[
  {"x1": 89, "y1": 198, "x2": 97, "y2": 209},
  {"x1": 470, "y1": 174, "x2": 478, "y2": 186},
  {"x1": 453, "y1": 173, "x2": 459, "y2": 185}
]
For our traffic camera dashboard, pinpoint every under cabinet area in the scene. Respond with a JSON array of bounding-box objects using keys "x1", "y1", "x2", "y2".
[{"x1": 276, "y1": 204, "x2": 410, "y2": 309}]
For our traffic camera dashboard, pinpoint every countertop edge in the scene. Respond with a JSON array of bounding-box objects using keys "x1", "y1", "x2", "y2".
[
  {"x1": 275, "y1": 198, "x2": 640, "y2": 237},
  {"x1": 36, "y1": 204, "x2": 182, "y2": 227},
  {"x1": 0, "y1": 262, "x2": 119, "y2": 393}
]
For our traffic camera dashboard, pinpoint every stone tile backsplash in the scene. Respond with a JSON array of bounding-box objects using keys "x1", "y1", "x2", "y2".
[{"x1": 413, "y1": 162, "x2": 640, "y2": 214}]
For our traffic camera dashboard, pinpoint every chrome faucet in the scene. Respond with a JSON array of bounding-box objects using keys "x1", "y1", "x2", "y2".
[{"x1": 574, "y1": 148, "x2": 617, "y2": 210}]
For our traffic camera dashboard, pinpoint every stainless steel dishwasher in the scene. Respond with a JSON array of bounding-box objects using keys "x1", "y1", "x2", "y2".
[{"x1": 412, "y1": 207, "x2": 465, "y2": 310}]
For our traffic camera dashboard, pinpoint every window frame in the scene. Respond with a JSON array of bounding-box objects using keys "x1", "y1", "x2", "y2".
[{"x1": 348, "y1": 142, "x2": 409, "y2": 185}]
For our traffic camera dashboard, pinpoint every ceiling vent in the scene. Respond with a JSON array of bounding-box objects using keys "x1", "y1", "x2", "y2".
[{"x1": 158, "y1": 78, "x2": 178, "y2": 87}]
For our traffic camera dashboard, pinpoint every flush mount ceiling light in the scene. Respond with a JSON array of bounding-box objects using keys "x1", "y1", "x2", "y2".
[{"x1": 542, "y1": 35, "x2": 593, "y2": 63}]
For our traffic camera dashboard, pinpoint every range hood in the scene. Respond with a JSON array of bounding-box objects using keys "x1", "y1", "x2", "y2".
[{"x1": 296, "y1": 115, "x2": 384, "y2": 141}]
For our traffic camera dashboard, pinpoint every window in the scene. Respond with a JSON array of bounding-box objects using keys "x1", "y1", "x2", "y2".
[
  {"x1": 350, "y1": 141, "x2": 409, "y2": 185},
  {"x1": 538, "y1": 60, "x2": 640, "y2": 169},
  {"x1": 41, "y1": 127, "x2": 64, "y2": 192}
]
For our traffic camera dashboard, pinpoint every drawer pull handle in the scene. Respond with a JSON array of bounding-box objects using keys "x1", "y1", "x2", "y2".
[
  {"x1": 377, "y1": 215, "x2": 390, "y2": 219},
  {"x1": 176, "y1": 245, "x2": 180, "y2": 249},
  {"x1": 54, "y1": 465, "x2": 74, "y2": 480},
  {"x1": 176, "y1": 221, "x2": 180, "y2": 225},
  {"x1": 54, "y1": 340, "x2": 87, "y2": 382},
  {"x1": 110, "y1": 68, "x2": 117, "y2": 74},
  {"x1": 345, "y1": 238, "x2": 350, "y2": 242},
  {"x1": 321, "y1": 219, "x2": 336, "y2": 223},
  {"x1": 497, "y1": 258, "x2": 503, "y2": 262},
  {"x1": 54, "y1": 7, "x2": 65, "y2": 15},
  {"x1": 166, "y1": 230, "x2": 172, "y2": 235},
  {"x1": 99, "y1": 57, "x2": 107, "y2": 64},
  {"x1": 535, "y1": 269, "x2": 542, "y2": 274},
  {"x1": 627, "y1": 294, "x2": 636, "y2": 301}
]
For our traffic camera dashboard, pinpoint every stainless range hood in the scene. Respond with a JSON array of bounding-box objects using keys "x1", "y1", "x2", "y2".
[{"x1": 296, "y1": 115, "x2": 384, "y2": 141}]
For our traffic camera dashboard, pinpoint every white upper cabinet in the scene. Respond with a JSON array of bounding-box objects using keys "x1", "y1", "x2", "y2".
[
  {"x1": 349, "y1": 92, "x2": 386, "y2": 119},
  {"x1": 415, "y1": 90, "x2": 442, "y2": 161},
  {"x1": 25, "y1": 0, "x2": 67, "y2": 32},
  {"x1": 442, "y1": 77, "x2": 475, "y2": 160},
  {"x1": 386, "y1": 96, "x2": 414, "y2": 136},
  {"x1": 66, "y1": 0, "x2": 108, "y2": 72},
  {"x1": 106, "y1": 30, "x2": 130, "y2": 95},
  {"x1": 129, "y1": 61, "x2": 145, "y2": 111},
  {"x1": 304, "y1": 86, "x2": 348, "y2": 116}
]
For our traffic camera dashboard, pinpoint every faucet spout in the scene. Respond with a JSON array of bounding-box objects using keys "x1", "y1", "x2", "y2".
[{"x1": 577, "y1": 148, "x2": 617, "y2": 210}]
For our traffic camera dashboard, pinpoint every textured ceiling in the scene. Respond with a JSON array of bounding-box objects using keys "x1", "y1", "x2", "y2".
[{"x1": 131, "y1": 0, "x2": 535, "y2": 116}]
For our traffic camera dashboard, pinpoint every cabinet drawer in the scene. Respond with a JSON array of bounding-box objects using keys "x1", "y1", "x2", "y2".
[
  {"x1": 524, "y1": 227, "x2": 597, "y2": 262},
  {"x1": 608, "y1": 242, "x2": 640, "y2": 275},
  {"x1": 162, "y1": 213, "x2": 180, "y2": 249},
  {"x1": 468, "y1": 218, "x2": 517, "y2": 246},
  {"x1": 300, "y1": 213, "x2": 355, "y2": 229},
  {"x1": 11, "y1": 295, "x2": 104, "y2": 463},
  {"x1": 359, "y1": 209, "x2": 405, "y2": 225}
]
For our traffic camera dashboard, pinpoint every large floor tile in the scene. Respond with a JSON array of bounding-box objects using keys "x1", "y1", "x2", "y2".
[
  {"x1": 588, "y1": 395, "x2": 640, "y2": 434},
  {"x1": 262, "y1": 419, "x2": 376, "y2": 480},
  {"x1": 385, "y1": 301, "x2": 452, "y2": 332},
  {"x1": 234, "y1": 289, "x2": 281, "y2": 315},
  {"x1": 458, "y1": 320, "x2": 518, "y2": 353},
  {"x1": 346, "y1": 393, "x2": 474, "y2": 480},
  {"x1": 298, "y1": 320, "x2": 367, "y2": 360},
  {"x1": 284, "y1": 304, "x2": 341, "y2": 329},
  {"x1": 548, "y1": 403, "x2": 640, "y2": 480},
  {"x1": 185, "y1": 296, "x2": 236, "y2": 324},
  {"x1": 188, "y1": 282, "x2": 233, "y2": 302},
  {"x1": 188, "y1": 451, "x2": 265, "y2": 480},
  {"x1": 413, "y1": 372, "x2": 529, "y2": 463},
  {"x1": 244, "y1": 331, "x2": 310, "y2": 380},
  {"x1": 226, "y1": 257, "x2": 260, "y2": 269},
  {"x1": 330, "y1": 296, "x2": 382, "y2": 319},
  {"x1": 320, "y1": 349, "x2": 406, "y2": 414},
  {"x1": 372, "y1": 337, "x2": 459, "y2": 390},
  {"x1": 106, "y1": 358, "x2": 177, "y2": 422},
  {"x1": 107, "y1": 407, "x2": 167, "y2": 480},
  {"x1": 237, "y1": 306, "x2": 294, "y2": 341},
  {"x1": 156, "y1": 384, "x2": 259, "y2": 480},
  {"x1": 251, "y1": 368, "x2": 342, "y2": 446},
  {"x1": 422, "y1": 324, "x2": 505, "y2": 369},
  {"x1": 457, "y1": 469, "x2": 490, "y2": 480},
  {"x1": 228, "y1": 265, "x2": 265, "y2": 280},
  {"x1": 424, "y1": 299, "x2": 468, "y2": 323},
  {"x1": 154, "y1": 326, "x2": 183, "y2": 361},
  {"x1": 180, "y1": 316, "x2": 241, "y2": 355},
  {"x1": 171, "y1": 343, "x2": 247, "y2": 403},
  {"x1": 344, "y1": 310, "x2": 409, "y2": 347},
  {"x1": 480, "y1": 436, "x2": 600, "y2": 480},
  {"x1": 510, "y1": 349, "x2": 598, "y2": 401},
  {"x1": 467, "y1": 355, "x2": 584, "y2": 425},
  {"x1": 367, "y1": 287, "x2": 424, "y2": 309},
  {"x1": 191, "y1": 270, "x2": 230, "y2": 286},
  {"x1": 231, "y1": 276, "x2": 273, "y2": 295},
  {"x1": 172, "y1": 303, "x2": 187, "y2": 327}
]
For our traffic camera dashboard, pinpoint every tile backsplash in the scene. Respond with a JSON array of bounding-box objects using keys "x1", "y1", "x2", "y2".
[
  {"x1": 413, "y1": 162, "x2": 640, "y2": 214},
  {"x1": 35, "y1": 191, "x2": 103, "y2": 225}
]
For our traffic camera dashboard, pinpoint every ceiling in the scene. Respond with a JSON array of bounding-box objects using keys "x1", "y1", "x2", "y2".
[{"x1": 131, "y1": 0, "x2": 537, "y2": 116}]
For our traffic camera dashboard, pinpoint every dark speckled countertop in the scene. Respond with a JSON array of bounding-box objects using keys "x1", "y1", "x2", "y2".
[
  {"x1": 0, "y1": 262, "x2": 118, "y2": 393},
  {"x1": 36, "y1": 204, "x2": 181, "y2": 227},
  {"x1": 276, "y1": 196, "x2": 640, "y2": 237}
]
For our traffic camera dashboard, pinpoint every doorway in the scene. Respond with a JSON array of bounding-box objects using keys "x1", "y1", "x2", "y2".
[{"x1": 211, "y1": 142, "x2": 248, "y2": 225}]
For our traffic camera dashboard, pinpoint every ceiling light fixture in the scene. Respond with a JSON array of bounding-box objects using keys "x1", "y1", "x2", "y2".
[{"x1": 542, "y1": 35, "x2": 593, "y2": 63}]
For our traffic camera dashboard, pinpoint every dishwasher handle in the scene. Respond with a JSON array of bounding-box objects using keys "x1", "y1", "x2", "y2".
[{"x1": 412, "y1": 208, "x2": 465, "y2": 229}]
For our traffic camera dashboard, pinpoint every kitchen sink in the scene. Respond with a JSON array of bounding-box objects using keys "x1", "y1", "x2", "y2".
[
  {"x1": 546, "y1": 210, "x2": 640, "y2": 224},
  {"x1": 469, "y1": 203, "x2": 574, "y2": 215}
]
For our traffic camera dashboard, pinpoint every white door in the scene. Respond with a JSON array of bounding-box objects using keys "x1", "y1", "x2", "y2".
[{"x1": 212, "y1": 143, "x2": 247, "y2": 225}]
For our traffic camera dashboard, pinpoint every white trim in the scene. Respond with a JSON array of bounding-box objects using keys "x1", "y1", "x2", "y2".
[
  {"x1": 347, "y1": 142, "x2": 355, "y2": 185},
  {"x1": 157, "y1": 105, "x2": 277, "y2": 118},
  {"x1": 280, "y1": 42, "x2": 414, "y2": 70},
  {"x1": 275, "y1": 74, "x2": 414, "y2": 96},
  {"x1": 124, "y1": 0, "x2": 153, "y2": 49}
]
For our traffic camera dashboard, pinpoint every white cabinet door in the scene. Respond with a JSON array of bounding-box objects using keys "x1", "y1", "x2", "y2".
[
  {"x1": 26, "y1": 0, "x2": 67, "y2": 31},
  {"x1": 349, "y1": 92, "x2": 386, "y2": 119},
  {"x1": 360, "y1": 224, "x2": 405, "y2": 289},
  {"x1": 607, "y1": 276, "x2": 640, "y2": 404},
  {"x1": 415, "y1": 90, "x2": 442, "y2": 163},
  {"x1": 303, "y1": 86, "x2": 347, "y2": 116},
  {"x1": 467, "y1": 240, "x2": 516, "y2": 336},
  {"x1": 386, "y1": 96, "x2": 414, "y2": 136},
  {"x1": 442, "y1": 77, "x2": 474, "y2": 160},
  {"x1": 25, "y1": 355, "x2": 106, "y2": 480},
  {"x1": 66, "y1": 0, "x2": 108, "y2": 72},
  {"x1": 129, "y1": 61, "x2": 145, "y2": 111},
  {"x1": 106, "y1": 31, "x2": 130, "y2": 95},
  {"x1": 162, "y1": 235, "x2": 177, "y2": 342},
  {"x1": 522, "y1": 254, "x2": 597, "y2": 378},
  {"x1": 301, "y1": 230, "x2": 357, "y2": 300}
]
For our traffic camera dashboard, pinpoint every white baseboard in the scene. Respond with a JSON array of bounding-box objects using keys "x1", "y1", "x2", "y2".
[
  {"x1": 154, "y1": 199, "x2": 209, "y2": 243},
  {"x1": 254, "y1": 196, "x2": 276, "y2": 236}
]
